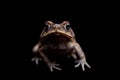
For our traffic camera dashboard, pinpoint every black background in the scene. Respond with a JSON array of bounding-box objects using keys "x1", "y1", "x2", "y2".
[
  {"x1": 3, "y1": 2, "x2": 113, "y2": 79},
  {"x1": 15, "y1": 15, "x2": 101, "y2": 77}
]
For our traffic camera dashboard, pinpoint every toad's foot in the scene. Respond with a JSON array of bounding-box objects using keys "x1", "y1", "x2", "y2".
[
  {"x1": 75, "y1": 58, "x2": 91, "y2": 71},
  {"x1": 48, "y1": 62, "x2": 62, "y2": 72},
  {"x1": 31, "y1": 57, "x2": 42, "y2": 65}
]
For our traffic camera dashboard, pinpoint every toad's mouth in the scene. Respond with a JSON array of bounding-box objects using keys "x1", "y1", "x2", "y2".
[
  {"x1": 41, "y1": 33, "x2": 71, "y2": 43},
  {"x1": 40, "y1": 30, "x2": 75, "y2": 42},
  {"x1": 41, "y1": 30, "x2": 73, "y2": 39}
]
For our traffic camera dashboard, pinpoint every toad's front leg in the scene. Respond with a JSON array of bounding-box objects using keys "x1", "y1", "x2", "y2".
[
  {"x1": 38, "y1": 46, "x2": 62, "y2": 72},
  {"x1": 68, "y1": 42, "x2": 91, "y2": 71},
  {"x1": 74, "y1": 43, "x2": 91, "y2": 71}
]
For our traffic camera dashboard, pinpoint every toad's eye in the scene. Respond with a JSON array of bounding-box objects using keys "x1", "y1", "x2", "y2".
[
  {"x1": 66, "y1": 25, "x2": 71, "y2": 30},
  {"x1": 62, "y1": 21, "x2": 70, "y2": 26},
  {"x1": 61, "y1": 21, "x2": 70, "y2": 30},
  {"x1": 45, "y1": 21, "x2": 54, "y2": 29}
]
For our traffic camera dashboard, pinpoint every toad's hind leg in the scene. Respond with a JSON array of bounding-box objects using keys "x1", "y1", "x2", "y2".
[
  {"x1": 68, "y1": 49, "x2": 77, "y2": 59},
  {"x1": 71, "y1": 53, "x2": 77, "y2": 59},
  {"x1": 32, "y1": 43, "x2": 42, "y2": 65},
  {"x1": 31, "y1": 56, "x2": 42, "y2": 65},
  {"x1": 32, "y1": 43, "x2": 41, "y2": 53}
]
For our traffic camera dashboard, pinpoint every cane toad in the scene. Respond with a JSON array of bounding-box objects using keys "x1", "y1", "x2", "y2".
[{"x1": 32, "y1": 21, "x2": 91, "y2": 72}]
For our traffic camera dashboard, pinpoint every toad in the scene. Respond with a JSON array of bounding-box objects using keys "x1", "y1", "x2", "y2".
[{"x1": 32, "y1": 21, "x2": 91, "y2": 72}]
